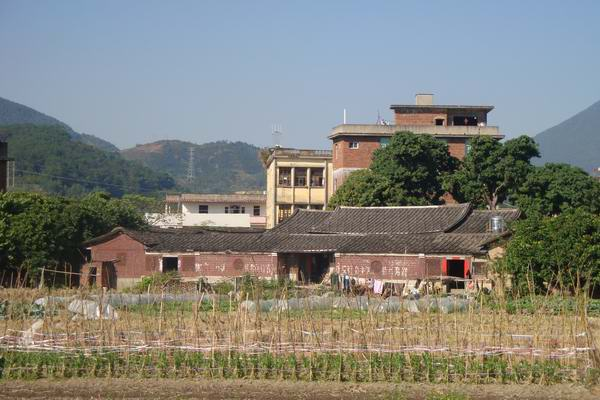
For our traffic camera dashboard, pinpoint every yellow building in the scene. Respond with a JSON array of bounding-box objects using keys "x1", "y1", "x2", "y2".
[{"x1": 264, "y1": 147, "x2": 333, "y2": 228}]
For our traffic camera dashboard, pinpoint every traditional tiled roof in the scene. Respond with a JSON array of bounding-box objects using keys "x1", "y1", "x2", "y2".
[
  {"x1": 86, "y1": 204, "x2": 519, "y2": 256},
  {"x1": 267, "y1": 209, "x2": 333, "y2": 234},
  {"x1": 311, "y1": 204, "x2": 470, "y2": 234},
  {"x1": 449, "y1": 209, "x2": 520, "y2": 234}
]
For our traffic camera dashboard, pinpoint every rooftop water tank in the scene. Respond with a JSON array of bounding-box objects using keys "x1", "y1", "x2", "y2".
[{"x1": 490, "y1": 215, "x2": 506, "y2": 233}]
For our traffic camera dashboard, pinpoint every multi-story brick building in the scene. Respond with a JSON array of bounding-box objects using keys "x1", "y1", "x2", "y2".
[
  {"x1": 329, "y1": 94, "x2": 504, "y2": 191},
  {"x1": 264, "y1": 147, "x2": 333, "y2": 228}
]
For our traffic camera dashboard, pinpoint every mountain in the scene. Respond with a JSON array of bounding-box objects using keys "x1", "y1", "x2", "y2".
[
  {"x1": 0, "y1": 96, "x2": 119, "y2": 152},
  {"x1": 0, "y1": 124, "x2": 175, "y2": 197},
  {"x1": 534, "y1": 99, "x2": 600, "y2": 173},
  {"x1": 121, "y1": 140, "x2": 266, "y2": 193}
]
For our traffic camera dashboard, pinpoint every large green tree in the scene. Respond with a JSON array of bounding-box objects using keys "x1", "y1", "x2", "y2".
[
  {"x1": 501, "y1": 209, "x2": 600, "y2": 293},
  {"x1": 513, "y1": 163, "x2": 600, "y2": 216},
  {"x1": 329, "y1": 131, "x2": 457, "y2": 207},
  {"x1": 0, "y1": 191, "x2": 145, "y2": 284},
  {"x1": 448, "y1": 135, "x2": 539, "y2": 210}
]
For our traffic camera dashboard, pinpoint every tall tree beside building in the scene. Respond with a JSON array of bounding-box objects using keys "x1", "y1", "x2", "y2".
[
  {"x1": 501, "y1": 209, "x2": 600, "y2": 293},
  {"x1": 329, "y1": 131, "x2": 458, "y2": 207},
  {"x1": 512, "y1": 163, "x2": 600, "y2": 217},
  {"x1": 448, "y1": 135, "x2": 539, "y2": 210}
]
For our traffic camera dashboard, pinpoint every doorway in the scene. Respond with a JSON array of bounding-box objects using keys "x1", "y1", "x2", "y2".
[
  {"x1": 101, "y1": 262, "x2": 117, "y2": 289},
  {"x1": 447, "y1": 259, "x2": 465, "y2": 289}
]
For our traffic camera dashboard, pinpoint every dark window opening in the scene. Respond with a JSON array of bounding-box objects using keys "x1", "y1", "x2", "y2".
[
  {"x1": 230, "y1": 205, "x2": 241, "y2": 214},
  {"x1": 162, "y1": 256, "x2": 178, "y2": 273},
  {"x1": 199, "y1": 205, "x2": 208, "y2": 213},
  {"x1": 310, "y1": 168, "x2": 324, "y2": 187},
  {"x1": 295, "y1": 204, "x2": 308, "y2": 209},
  {"x1": 294, "y1": 168, "x2": 307, "y2": 186},
  {"x1": 435, "y1": 118, "x2": 444, "y2": 126},
  {"x1": 253, "y1": 205, "x2": 261, "y2": 216},
  {"x1": 310, "y1": 205, "x2": 323, "y2": 210},
  {"x1": 224, "y1": 206, "x2": 229, "y2": 213},
  {"x1": 278, "y1": 167, "x2": 292, "y2": 186},
  {"x1": 452, "y1": 116, "x2": 478, "y2": 126}
]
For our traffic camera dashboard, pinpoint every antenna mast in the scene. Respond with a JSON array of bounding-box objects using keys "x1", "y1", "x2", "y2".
[
  {"x1": 186, "y1": 146, "x2": 194, "y2": 182},
  {"x1": 271, "y1": 124, "x2": 283, "y2": 147}
]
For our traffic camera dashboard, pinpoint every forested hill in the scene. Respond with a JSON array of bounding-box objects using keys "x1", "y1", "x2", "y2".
[
  {"x1": 0, "y1": 96, "x2": 119, "y2": 152},
  {"x1": 0, "y1": 125, "x2": 175, "y2": 197},
  {"x1": 534, "y1": 99, "x2": 600, "y2": 172},
  {"x1": 121, "y1": 140, "x2": 266, "y2": 193}
]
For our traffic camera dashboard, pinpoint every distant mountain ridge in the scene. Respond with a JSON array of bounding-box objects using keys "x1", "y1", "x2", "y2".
[
  {"x1": 534, "y1": 99, "x2": 600, "y2": 173},
  {"x1": 0, "y1": 124, "x2": 175, "y2": 197},
  {"x1": 0, "y1": 96, "x2": 119, "y2": 152},
  {"x1": 121, "y1": 140, "x2": 266, "y2": 193}
]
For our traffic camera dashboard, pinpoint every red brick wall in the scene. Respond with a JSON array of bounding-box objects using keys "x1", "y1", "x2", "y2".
[
  {"x1": 336, "y1": 254, "x2": 427, "y2": 280},
  {"x1": 89, "y1": 233, "x2": 279, "y2": 281},
  {"x1": 91, "y1": 234, "x2": 147, "y2": 279},
  {"x1": 332, "y1": 137, "x2": 381, "y2": 171},
  {"x1": 182, "y1": 253, "x2": 278, "y2": 278},
  {"x1": 445, "y1": 137, "x2": 467, "y2": 160},
  {"x1": 394, "y1": 111, "x2": 446, "y2": 126}
]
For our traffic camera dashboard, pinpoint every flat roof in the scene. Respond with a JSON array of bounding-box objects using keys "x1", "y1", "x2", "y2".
[
  {"x1": 328, "y1": 124, "x2": 504, "y2": 140},
  {"x1": 390, "y1": 104, "x2": 494, "y2": 112},
  {"x1": 166, "y1": 193, "x2": 266, "y2": 204}
]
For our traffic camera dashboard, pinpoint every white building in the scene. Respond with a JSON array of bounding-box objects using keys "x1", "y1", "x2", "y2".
[{"x1": 149, "y1": 193, "x2": 267, "y2": 229}]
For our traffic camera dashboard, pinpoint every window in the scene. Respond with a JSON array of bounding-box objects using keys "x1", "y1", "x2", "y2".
[
  {"x1": 198, "y1": 205, "x2": 208, "y2": 213},
  {"x1": 294, "y1": 168, "x2": 307, "y2": 186},
  {"x1": 230, "y1": 205, "x2": 241, "y2": 214},
  {"x1": 278, "y1": 167, "x2": 292, "y2": 186},
  {"x1": 278, "y1": 204, "x2": 292, "y2": 223},
  {"x1": 311, "y1": 205, "x2": 324, "y2": 210},
  {"x1": 379, "y1": 137, "x2": 390, "y2": 148},
  {"x1": 162, "y1": 257, "x2": 178, "y2": 273},
  {"x1": 224, "y1": 206, "x2": 229, "y2": 213},
  {"x1": 435, "y1": 118, "x2": 444, "y2": 126},
  {"x1": 295, "y1": 204, "x2": 308, "y2": 210},
  {"x1": 253, "y1": 205, "x2": 261, "y2": 216},
  {"x1": 452, "y1": 116, "x2": 478, "y2": 126},
  {"x1": 241, "y1": 206, "x2": 246, "y2": 213},
  {"x1": 310, "y1": 168, "x2": 324, "y2": 187},
  {"x1": 348, "y1": 141, "x2": 359, "y2": 149}
]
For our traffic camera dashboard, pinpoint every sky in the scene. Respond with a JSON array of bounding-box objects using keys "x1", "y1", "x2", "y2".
[{"x1": 1, "y1": 1, "x2": 599, "y2": 150}]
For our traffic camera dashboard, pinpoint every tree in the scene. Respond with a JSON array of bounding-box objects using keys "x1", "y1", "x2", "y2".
[
  {"x1": 329, "y1": 131, "x2": 458, "y2": 207},
  {"x1": 0, "y1": 191, "x2": 145, "y2": 285},
  {"x1": 328, "y1": 169, "x2": 395, "y2": 208},
  {"x1": 513, "y1": 163, "x2": 600, "y2": 216},
  {"x1": 501, "y1": 209, "x2": 600, "y2": 293},
  {"x1": 448, "y1": 135, "x2": 539, "y2": 210}
]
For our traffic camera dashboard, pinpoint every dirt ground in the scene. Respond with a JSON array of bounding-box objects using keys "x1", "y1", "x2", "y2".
[{"x1": 1, "y1": 379, "x2": 599, "y2": 400}]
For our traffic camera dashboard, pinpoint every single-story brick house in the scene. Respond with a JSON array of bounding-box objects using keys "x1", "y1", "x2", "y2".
[{"x1": 82, "y1": 204, "x2": 519, "y2": 290}]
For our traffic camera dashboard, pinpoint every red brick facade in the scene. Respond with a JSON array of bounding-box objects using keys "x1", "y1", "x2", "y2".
[
  {"x1": 84, "y1": 232, "x2": 476, "y2": 289},
  {"x1": 335, "y1": 254, "x2": 450, "y2": 280},
  {"x1": 394, "y1": 112, "x2": 446, "y2": 126},
  {"x1": 84, "y1": 232, "x2": 279, "y2": 288}
]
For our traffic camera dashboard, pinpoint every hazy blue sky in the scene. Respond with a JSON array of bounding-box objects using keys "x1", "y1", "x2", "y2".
[{"x1": 1, "y1": 1, "x2": 599, "y2": 149}]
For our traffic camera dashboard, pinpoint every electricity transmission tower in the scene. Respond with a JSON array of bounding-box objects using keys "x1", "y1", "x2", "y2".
[{"x1": 186, "y1": 146, "x2": 194, "y2": 182}]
